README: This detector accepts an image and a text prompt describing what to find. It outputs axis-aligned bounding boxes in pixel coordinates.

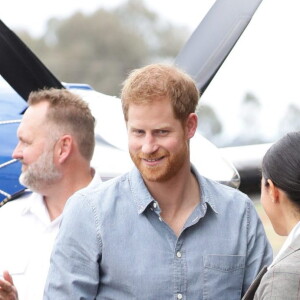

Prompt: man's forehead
[127,115,179,131]
[22,103,49,124]
[18,105,48,135]
[25,101,49,115]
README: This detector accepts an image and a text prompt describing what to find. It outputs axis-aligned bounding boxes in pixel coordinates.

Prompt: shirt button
[177,293,183,299]
[153,202,157,208]
[158,216,162,222]
[176,251,182,258]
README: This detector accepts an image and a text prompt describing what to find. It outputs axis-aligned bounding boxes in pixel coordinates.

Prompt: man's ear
[185,113,198,139]
[56,135,73,164]
[267,179,280,203]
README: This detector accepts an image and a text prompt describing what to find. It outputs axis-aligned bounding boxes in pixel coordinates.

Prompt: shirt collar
[20,168,100,224]
[192,165,219,214]
[128,167,155,214]
[21,191,61,225]
[128,165,219,215]
[19,191,42,215]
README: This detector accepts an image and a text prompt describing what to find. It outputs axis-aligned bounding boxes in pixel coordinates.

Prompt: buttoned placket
[150,200,199,300]
[173,236,187,300]
[148,199,209,300]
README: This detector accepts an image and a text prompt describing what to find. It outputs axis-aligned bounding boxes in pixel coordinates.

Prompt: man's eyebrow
[153,125,172,130]
[18,132,31,142]
[129,126,140,130]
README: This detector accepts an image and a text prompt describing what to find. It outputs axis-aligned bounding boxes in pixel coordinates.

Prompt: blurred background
[2,0,298,253]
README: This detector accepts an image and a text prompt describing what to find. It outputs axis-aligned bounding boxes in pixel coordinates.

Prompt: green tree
[17,0,189,96]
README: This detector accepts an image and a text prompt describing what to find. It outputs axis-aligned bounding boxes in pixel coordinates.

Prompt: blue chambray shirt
[44,166,272,300]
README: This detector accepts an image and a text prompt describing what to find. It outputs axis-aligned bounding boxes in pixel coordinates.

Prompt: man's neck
[43,195,66,221]
[43,167,94,221]
[144,166,200,236]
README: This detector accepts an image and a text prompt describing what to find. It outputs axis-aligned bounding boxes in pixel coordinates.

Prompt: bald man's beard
[20,148,62,193]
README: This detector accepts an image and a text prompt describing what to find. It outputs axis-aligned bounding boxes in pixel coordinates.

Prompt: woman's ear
[267,179,280,203]
[55,135,73,164]
[186,113,198,139]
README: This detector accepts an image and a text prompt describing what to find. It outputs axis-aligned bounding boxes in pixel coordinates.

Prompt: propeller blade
[174,0,263,94]
[0,19,64,101]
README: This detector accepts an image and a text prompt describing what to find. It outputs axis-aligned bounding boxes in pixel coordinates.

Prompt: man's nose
[12,142,22,160]
[141,135,159,154]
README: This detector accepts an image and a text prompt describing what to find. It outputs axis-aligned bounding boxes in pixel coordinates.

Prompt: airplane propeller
[0,19,64,101]
[174,0,263,95]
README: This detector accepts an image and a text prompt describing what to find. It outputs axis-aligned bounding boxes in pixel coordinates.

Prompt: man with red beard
[0,88,101,300]
[44,64,272,300]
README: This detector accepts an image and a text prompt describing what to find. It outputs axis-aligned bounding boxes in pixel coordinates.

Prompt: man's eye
[156,130,168,135]
[20,140,29,147]
[132,130,144,136]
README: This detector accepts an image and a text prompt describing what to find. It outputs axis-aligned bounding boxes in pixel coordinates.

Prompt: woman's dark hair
[262,131,300,207]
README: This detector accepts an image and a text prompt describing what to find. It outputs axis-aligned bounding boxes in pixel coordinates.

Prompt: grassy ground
[253,199,286,255]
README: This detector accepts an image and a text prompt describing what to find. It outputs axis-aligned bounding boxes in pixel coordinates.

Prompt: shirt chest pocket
[203,254,245,300]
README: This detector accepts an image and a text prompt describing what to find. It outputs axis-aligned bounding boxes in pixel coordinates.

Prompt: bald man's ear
[56,135,73,164]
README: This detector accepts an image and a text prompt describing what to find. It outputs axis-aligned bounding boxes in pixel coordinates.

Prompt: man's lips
[141,156,165,166]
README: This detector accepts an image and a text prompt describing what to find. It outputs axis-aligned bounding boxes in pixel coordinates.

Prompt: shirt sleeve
[242,200,273,296]
[43,191,102,300]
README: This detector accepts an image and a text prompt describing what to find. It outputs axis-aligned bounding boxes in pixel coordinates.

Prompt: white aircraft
[219,143,272,193]
[0,0,264,205]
